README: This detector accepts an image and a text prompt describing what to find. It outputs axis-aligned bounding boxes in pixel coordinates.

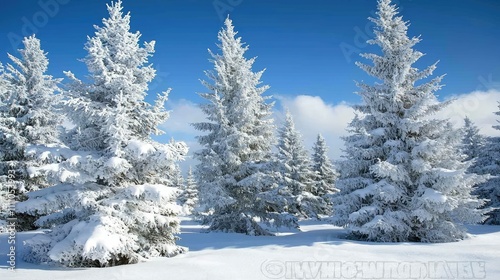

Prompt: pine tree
[475,137,500,225]
[311,134,339,215]
[275,111,325,219]
[332,0,485,242]
[16,1,188,267]
[472,104,500,224]
[0,36,61,191]
[171,163,184,189]
[0,36,62,230]
[193,17,296,235]
[461,117,485,162]
[178,166,199,215]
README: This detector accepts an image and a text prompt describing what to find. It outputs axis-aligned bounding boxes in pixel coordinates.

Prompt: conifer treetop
[333,0,485,243]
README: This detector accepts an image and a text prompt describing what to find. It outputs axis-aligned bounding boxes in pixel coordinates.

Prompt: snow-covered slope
[1,218,499,280]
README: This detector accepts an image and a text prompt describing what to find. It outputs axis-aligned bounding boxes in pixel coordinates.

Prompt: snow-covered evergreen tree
[460,117,498,224]
[461,117,485,162]
[0,36,61,193]
[311,134,339,215]
[170,163,184,189]
[0,36,62,230]
[472,104,500,224]
[193,17,296,235]
[475,138,500,225]
[178,166,199,215]
[275,111,326,219]
[16,1,188,267]
[332,0,485,242]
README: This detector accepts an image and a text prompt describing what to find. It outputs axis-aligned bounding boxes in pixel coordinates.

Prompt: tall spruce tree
[193,17,296,235]
[311,134,339,215]
[0,36,61,192]
[461,117,485,162]
[472,104,500,224]
[332,0,485,242]
[170,163,184,190]
[0,36,62,230]
[178,166,199,215]
[275,111,325,218]
[17,1,188,267]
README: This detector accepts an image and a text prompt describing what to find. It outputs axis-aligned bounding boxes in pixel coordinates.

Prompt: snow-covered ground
[1,218,499,280]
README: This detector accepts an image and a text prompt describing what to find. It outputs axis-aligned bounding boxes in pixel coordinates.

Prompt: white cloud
[162,99,206,136]
[435,89,500,136]
[161,90,500,171]
[277,90,500,161]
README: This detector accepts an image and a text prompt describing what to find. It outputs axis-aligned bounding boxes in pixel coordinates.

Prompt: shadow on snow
[1,217,498,271]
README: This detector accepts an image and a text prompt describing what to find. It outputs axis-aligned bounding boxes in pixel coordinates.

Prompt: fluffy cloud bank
[434,89,500,136]
[162,99,207,136]
[281,90,500,160]
[162,89,500,169]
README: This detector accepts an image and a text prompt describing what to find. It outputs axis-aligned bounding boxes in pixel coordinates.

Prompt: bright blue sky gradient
[1,0,499,104]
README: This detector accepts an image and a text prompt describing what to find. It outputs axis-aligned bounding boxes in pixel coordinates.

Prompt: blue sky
[1,0,499,164]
